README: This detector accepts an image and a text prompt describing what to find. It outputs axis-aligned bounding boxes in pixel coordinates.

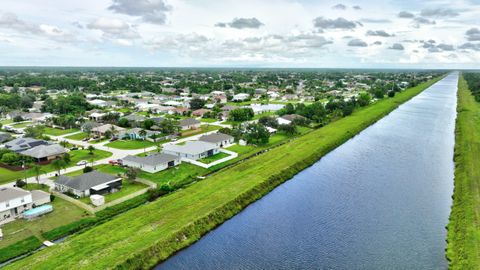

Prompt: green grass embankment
[446,75,480,269]
[6,76,442,270]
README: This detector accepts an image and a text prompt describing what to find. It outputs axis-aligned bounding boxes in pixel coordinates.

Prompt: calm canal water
[158,73,458,270]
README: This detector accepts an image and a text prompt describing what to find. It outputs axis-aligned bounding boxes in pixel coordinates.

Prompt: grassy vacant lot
[179,125,221,138]
[5,77,442,270]
[198,152,230,164]
[43,127,79,136]
[0,149,112,185]
[446,75,480,269]
[0,196,90,249]
[105,139,155,150]
[65,132,88,141]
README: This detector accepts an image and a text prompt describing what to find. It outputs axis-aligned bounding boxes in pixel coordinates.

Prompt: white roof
[163,141,218,155]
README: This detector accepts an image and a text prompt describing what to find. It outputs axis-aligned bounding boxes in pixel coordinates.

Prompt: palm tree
[88,145,95,155]
[52,159,66,176]
[109,125,118,139]
[31,164,44,185]
[139,129,147,153]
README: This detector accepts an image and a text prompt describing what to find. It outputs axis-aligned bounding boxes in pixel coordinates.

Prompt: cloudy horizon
[0,0,480,68]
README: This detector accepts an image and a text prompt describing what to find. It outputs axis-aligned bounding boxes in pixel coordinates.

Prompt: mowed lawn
[105,139,155,150]
[65,132,88,141]
[43,127,79,136]
[446,75,480,269]
[0,196,90,249]
[198,152,230,164]
[0,149,112,185]
[5,78,442,270]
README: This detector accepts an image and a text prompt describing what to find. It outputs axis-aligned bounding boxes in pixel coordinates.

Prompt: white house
[87,99,108,107]
[0,188,50,225]
[162,141,219,160]
[232,93,250,101]
[0,187,32,225]
[198,133,234,148]
[179,118,201,130]
[122,153,180,173]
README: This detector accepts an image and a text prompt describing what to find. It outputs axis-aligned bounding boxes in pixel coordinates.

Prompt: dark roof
[124,114,146,122]
[199,133,233,144]
[56,171,120,192]
[123,153,178,166]
[179,118,200,126]
[4,137,48,152]
[151,117,165,124]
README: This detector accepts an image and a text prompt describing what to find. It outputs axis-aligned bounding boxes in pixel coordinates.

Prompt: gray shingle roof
[0,187,30,203]
[0,132,12,143]
[179,118,200,127]
[56,171,120,192]
[199,133,233,144]
[123,153,178,166]
[124,114,146,122]
[21,144,67,159]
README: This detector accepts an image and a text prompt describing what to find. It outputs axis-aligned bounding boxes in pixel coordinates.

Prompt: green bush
[0,236,42,263]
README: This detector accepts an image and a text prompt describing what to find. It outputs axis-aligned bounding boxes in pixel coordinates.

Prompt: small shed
[90,194,105,206]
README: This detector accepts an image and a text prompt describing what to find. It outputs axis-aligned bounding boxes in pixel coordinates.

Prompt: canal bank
[5,76,444,270]
[158,73,458,269]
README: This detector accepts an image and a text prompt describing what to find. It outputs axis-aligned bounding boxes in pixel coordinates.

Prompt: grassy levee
[446,75,480,269]
[6,77,441,270]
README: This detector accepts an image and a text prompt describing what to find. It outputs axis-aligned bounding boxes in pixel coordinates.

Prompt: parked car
[108,160,119,165]
[82,137,90,142]
[70,147,78,150]
[76,160,88,166]
[109,137,118,142]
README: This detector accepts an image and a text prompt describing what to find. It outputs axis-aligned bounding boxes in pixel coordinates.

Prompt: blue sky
[0,0,479,68]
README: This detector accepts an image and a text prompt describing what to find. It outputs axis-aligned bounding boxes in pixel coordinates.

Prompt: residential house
[199,133,234,148]
[91,124,125,137]
[162,141,219,160]
[179,118,201,130]
[192,109,211,118]
[4,137,48,152]
[0,132,12,143]
[0,187,50,225]
[232,93,250,102]
[122,153,180,173]
[277,114,306,125]
[55,171,123,198]
[87,99,108,107]
[21,144,68,162]
[123,114,146,125]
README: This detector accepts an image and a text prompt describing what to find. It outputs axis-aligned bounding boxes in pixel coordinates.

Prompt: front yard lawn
[0,196,91,249]
[43,127,79,136]
[198,152,230,164]
[65,132,88,141]
[200,118,217,123]
[0,149,112,185]
[105,140,155,150]
[10,121,33,129]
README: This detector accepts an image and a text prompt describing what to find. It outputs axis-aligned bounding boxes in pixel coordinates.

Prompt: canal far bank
[446,74,480,269]
[5,75,444,270]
